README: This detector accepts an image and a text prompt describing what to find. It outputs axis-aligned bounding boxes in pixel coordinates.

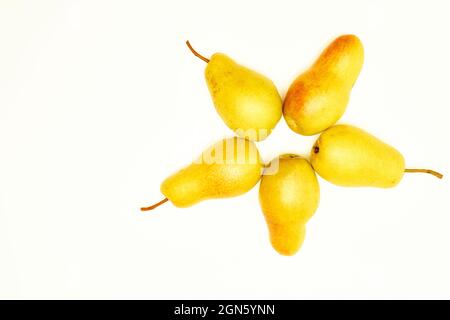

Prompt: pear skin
[269,224,306,257]
[259,155,320,256]
[283,35,364,136]
[310,125,405,187]
[160,137,263,207]
[186,42,282,141]
[205,53,282,141]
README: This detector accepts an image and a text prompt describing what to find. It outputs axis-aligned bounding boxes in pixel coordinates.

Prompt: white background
[1,0,449,299]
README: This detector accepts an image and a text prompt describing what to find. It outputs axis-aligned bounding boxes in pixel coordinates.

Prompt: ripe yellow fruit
[259,155,320,255]
[187,41,282,141]
[311,125,443,187]
[283,35,364,136]
[141,137,263,210]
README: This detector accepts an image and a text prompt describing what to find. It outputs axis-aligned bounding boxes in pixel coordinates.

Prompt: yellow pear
[141,137,263,210]
[259,155,320,256]
[310,125,443,187]
[283,35,364,136]
[186,41,282,141]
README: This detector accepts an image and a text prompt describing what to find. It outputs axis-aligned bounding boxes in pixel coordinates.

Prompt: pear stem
[141,198,168,211]
[186,40,210,63]
[405,168,443,179]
